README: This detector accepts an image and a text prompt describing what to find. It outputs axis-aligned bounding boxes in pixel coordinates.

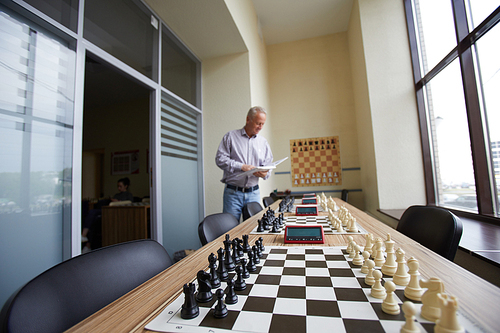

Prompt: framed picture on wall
[111,150,139,175]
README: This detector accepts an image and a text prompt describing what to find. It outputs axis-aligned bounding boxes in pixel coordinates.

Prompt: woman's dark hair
[118,177,130,188]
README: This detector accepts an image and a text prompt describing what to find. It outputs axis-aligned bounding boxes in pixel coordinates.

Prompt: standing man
[216,106,273,221]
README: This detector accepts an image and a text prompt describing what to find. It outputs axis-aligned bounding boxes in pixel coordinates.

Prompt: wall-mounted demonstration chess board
[146,246,480,333]
[290,136,341,187]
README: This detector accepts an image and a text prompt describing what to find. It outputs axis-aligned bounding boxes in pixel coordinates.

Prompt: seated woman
[82,178,133,252]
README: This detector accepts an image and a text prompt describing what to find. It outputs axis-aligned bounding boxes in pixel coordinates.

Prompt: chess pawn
[404,257,423,301]
[234,265,246,291]
[224,279,238,305]
[258,236,265,252]
[352,245,364,266]
[420,277,445,322]
[337,219,344,232]
[373,238,386,267]
[365,259,376,286]
[213,289,228,318]
[400,301,420,333]
[346,236,354,254]
[435,294,465,333]
[393,248,410,286]
[381,234,397,276]
[252,245,260,264]
[360,251,370,274]
[240,257,250,279]
[246,250,257,272]
[371,270,387,299]
[349,240,357,258]
[381,281,400,315]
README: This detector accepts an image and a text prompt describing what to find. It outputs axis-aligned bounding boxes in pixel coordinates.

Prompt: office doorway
[82,53,151,251]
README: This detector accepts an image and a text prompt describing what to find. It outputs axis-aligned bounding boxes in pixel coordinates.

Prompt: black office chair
[263,196,274,208]
[396,205,463,261]
[0,239,173,333]
[270,192,279,201]
[242,201,263,221]
[341,189,349,202]
[198,213,239,246]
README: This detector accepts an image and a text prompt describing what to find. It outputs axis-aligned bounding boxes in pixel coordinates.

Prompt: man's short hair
[247,106,266,119]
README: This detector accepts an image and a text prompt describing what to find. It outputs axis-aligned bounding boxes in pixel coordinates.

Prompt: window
[405,1,500,216]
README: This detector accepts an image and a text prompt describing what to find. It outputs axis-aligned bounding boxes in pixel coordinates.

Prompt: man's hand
[242,164,268,178]
[253,170,269,178]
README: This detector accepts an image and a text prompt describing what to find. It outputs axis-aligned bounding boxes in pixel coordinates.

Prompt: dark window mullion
[452,0,494,215]
[404,0,436,204]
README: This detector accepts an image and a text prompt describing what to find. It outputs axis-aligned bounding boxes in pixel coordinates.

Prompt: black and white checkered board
[250,216,368,235]
[145,246,481,333]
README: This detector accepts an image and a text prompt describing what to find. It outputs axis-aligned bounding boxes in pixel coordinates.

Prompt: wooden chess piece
[434,294,465,333]
[181,283,199,319]
[371,270,387,299]
[381,233,397,276]
[381,281,400,315]
[420,277,445,322]
[404,257,423,301]
[400,301,421,333]
[393,248,410,286]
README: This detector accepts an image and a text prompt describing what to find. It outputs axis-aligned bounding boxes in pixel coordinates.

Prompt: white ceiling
[144,0,354,60]
[251,0,354,45]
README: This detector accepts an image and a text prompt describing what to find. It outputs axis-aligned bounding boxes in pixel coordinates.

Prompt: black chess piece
[252,245,260,264]
[231,239,241,265]
[257,218,264,232]
[216,247,229,281]
[196,270,213,303]
[254,240,263,258]
[234,265,246,291]
[240,257,250,279]
[258,237,265,252]
[225,278,238,305]
[223,235,235,271]
[271,220,280,233]
[181,283,199,319]
[208,253,221,288]
[236,238,244,257]
[213,288,228,318]
[247,249,257,272]
[242,235,251,253]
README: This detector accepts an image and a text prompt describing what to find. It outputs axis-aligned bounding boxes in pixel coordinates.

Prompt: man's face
[245,111,266,137]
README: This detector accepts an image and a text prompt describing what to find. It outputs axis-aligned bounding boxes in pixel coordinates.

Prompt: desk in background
[69,199,500,332]
[101,204,150,247]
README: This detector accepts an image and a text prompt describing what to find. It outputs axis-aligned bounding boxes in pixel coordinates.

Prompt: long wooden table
[67,199,500,332]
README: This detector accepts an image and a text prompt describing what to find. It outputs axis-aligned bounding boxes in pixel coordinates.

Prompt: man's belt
[227,184,259,193]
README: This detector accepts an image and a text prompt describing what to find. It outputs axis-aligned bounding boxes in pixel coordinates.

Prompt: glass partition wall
[0,0,202,309]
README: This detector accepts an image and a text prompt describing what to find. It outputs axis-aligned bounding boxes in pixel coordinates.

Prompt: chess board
[290,136,342,187]
[250,215,368,235]
[145,246,481,333]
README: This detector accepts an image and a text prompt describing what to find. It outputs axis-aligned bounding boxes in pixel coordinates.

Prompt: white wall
[267,33,363,209]
[349,0,425,225]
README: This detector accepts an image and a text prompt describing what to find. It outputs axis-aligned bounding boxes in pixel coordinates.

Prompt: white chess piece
[352,245,364,266]
[371,270,386,299]
[404,257,423,301]
[365,259,376,286]
[374,238,385,267]
[363,233,373,256]
[346,236,353,253]
[434,294,465,333]
[360,251,370,274]
[420,277,445,322]
[400,301,421,333]
[382,281,400,315]
[348,217,358,233]
[393,248,410,286]
[382,233,397,276]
